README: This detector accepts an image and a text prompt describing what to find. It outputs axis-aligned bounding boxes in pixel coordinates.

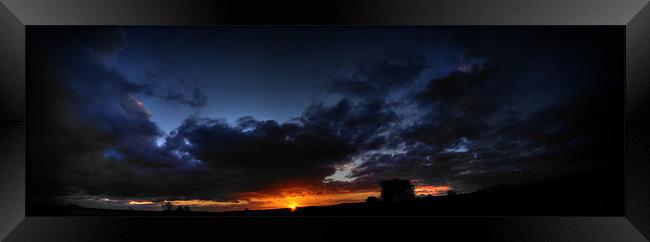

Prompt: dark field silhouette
[37,172,620,216]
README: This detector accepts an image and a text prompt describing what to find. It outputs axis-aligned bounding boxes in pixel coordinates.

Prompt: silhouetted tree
[365,196,380,205]
[379,179,415,202]
[161,201,174,211]
[447,189,458,196]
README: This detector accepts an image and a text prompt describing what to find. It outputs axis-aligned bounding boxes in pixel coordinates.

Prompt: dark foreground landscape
[36,172,621,216]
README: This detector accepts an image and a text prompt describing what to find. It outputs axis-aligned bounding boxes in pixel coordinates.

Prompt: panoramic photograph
[27,27,623,216]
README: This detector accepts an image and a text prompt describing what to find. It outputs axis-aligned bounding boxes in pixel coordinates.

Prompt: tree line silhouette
[37,172,620,216]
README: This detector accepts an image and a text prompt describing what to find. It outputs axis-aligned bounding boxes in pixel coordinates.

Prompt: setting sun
[288,204,298,212]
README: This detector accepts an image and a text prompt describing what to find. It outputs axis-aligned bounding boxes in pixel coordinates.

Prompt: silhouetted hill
[38,172,620,216]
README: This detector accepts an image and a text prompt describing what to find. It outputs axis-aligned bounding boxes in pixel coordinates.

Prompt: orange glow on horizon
[124,189,381,212]
[167,199,248,207]
[127,199,247,207]
[415,185,452,196]
[246,190,379,210]
[122,185,451,211]
[128,200,155,205]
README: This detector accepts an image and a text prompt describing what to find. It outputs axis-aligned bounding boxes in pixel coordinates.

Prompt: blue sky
[112,27,460,134]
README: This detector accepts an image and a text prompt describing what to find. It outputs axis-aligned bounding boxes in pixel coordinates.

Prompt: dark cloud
[301,98,398,148]
[141,68,208,108]
[347,28,623,191]
[28,28,205,199]
[404,70,495,147]
[158,116,356,194]
[329,50,427,99]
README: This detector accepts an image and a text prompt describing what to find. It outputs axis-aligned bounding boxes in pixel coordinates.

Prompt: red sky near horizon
[123,184,452,212]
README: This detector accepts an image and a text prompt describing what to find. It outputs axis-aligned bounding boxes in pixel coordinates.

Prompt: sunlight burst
[288,203,298,212]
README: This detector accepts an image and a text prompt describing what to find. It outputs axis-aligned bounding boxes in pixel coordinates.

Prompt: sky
[27,27,623,212]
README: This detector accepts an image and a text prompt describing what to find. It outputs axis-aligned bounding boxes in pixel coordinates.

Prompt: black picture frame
[1,0,648,241]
